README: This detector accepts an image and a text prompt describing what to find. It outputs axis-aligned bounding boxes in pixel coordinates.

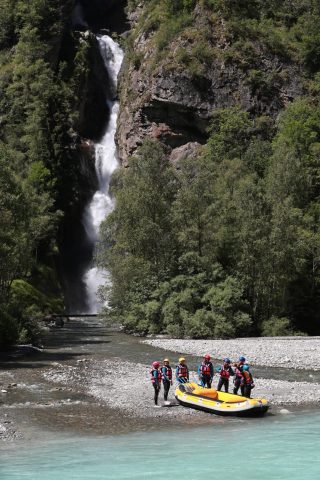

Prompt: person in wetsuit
[199,354,214,388]
[241,364,255,398]
[233,356,246,394]
[161,358,173,402]
[217,358,234,393]
[150,361,161,406]
[176,357,189,383]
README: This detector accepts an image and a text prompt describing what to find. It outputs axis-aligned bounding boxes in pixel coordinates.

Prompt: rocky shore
[2,322,320,442]
[0,412,22,442]
[143,336,320,370]
[43,355,320,420]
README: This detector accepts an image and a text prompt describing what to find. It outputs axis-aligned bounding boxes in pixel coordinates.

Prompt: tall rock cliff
[117,1,306,164]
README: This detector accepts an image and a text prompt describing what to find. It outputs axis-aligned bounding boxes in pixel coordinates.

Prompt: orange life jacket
[200,362,212,376]
[177,364,188,378]
[242,371,253,385]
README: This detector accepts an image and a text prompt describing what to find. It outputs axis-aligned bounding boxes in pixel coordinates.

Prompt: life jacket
[162,365,172,381]
[177,364,188,378]
[220,364,230,379]
[200,362,212,376]
[150,368,161,384]
[234,363,244,378]
[241,371,253,385]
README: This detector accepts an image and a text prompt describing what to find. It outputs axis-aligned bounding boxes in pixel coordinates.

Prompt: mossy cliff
[117,0,318,164]
[98,1,320,338]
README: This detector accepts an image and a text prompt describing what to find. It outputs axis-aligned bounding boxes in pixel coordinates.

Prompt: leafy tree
[98,139,177,330]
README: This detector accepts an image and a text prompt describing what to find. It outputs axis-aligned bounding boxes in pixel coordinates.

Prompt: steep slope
[117,0,317,164]
[98,1,320,338]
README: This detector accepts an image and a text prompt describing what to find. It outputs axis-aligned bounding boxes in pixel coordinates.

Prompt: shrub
[166,323,184,338]
[183,309,214,338]
[261,316,293,336]
[0,309,19,349]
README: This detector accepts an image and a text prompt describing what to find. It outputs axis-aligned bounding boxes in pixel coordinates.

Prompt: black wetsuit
[151,368,161,405]
[241,371,254,398]
[233,363,245,394]
[217,364,234,393]
[153,383,160,404]
[199,361,214,388]
[161,365,172,401]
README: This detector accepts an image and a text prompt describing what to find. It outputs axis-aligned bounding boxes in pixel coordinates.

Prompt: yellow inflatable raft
[175,383,269,417]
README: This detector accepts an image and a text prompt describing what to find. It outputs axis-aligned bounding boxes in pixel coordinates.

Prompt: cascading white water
[82,35,124,314]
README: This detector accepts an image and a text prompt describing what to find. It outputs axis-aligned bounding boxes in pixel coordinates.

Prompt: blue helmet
[239,356,246,362]
[242,364,250,371]
[224,358,231,364]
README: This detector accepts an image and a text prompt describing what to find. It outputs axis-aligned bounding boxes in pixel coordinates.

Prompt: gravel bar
[43,357,320,414]
[143,337,320,370]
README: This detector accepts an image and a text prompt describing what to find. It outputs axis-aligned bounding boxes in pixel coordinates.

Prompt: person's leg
[233,378,240,394]
[153,384,160,405]
[203,375,209,388]
[244,385,251,398]
[163,381,170,401]
[217,377,223,391]
[224,378,229,393]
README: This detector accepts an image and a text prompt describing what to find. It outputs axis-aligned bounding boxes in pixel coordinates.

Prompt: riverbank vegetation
[100,95,320,337]
[98,0,320,338]
[1,0,320,344]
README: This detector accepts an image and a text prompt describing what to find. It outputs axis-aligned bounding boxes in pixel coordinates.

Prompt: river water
[1,319,319,478]
[1,409,319,479]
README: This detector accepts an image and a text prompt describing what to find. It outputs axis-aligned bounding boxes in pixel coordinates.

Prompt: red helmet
[204,354,211,360]
[152,361,160,368]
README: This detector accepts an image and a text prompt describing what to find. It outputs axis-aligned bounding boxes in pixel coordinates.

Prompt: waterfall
[82,35,124,314]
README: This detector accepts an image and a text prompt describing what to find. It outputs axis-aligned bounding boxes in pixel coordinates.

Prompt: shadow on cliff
[80,0,129,34]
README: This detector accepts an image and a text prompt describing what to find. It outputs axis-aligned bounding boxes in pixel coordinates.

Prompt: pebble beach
[143,336,320,370]
[2,324,320,442]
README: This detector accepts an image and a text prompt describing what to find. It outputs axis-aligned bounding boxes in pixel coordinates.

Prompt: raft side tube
[175,382,269,417]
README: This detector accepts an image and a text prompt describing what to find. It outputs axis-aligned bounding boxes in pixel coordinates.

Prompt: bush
[261,316,293,336]
[166,323,184,338]
[0,309,19,349]
[9,279,63,318]
[183,309,214,338]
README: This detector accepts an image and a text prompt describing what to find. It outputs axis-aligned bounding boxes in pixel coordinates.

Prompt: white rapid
[82,35,124,314]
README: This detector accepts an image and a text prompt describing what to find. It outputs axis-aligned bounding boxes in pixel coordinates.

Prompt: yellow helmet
[179,357,186,363]
[164,358,170,363]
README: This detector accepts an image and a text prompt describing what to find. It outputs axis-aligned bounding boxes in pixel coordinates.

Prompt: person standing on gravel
[176,357,189,383]
[241,365,255,398]
[233,356,246,394]
[150,361,162,406]
[161,358,173,402]
[199,354,214,388]
[217,358,234,392]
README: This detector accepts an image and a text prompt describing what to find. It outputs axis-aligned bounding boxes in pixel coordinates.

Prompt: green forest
[0,0,92,348]
[98,0,320,337]
[1,0,320,347]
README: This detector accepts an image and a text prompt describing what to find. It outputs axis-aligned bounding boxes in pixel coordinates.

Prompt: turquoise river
[1,409,319,480]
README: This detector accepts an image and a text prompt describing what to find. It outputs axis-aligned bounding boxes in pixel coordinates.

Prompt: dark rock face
[79,0,128,33]
[58,139,98,313]
[117,5,303,164]
[76,32,111,141]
